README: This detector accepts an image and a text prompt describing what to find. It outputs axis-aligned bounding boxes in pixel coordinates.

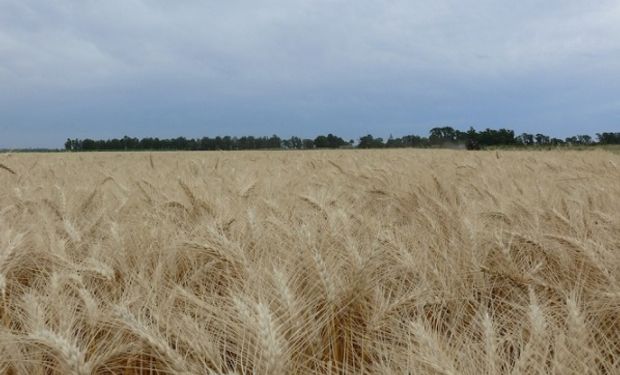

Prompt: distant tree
[327,134,347,148]
[477,128,516,146]
[463,127,480,149]
[465,127,478,141]
[404,135,429,147]
[597,132,620,144]
[289,136,303,149]
[550,138,565,146]
[358,134,384,148]
[385,136,403,148]
[465,139,481,150]
[63,127,614,151]
[81,139,96,151]
[535,133,550,145]
[268,135,282,149]
[564,135,593,145]
[313,134,346,148]
[314,135,328,148]
[224,136,235,149]
[429,126,457,145]
[577,135,592,144]
[358,134,372,148]
[517,133,534,146]
[302,139,315,149]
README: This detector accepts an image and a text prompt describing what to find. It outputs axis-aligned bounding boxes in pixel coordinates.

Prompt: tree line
[64,128,620,151]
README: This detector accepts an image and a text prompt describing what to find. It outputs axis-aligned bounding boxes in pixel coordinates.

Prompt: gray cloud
[1,1,619,147]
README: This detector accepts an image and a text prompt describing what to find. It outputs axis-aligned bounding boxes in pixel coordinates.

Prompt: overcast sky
[1,1,619,148]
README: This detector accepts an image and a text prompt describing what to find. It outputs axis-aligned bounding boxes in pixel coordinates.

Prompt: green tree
[597,132,620,144]
[429,126,457,145]
[314,135,328,148]
[535,134,550,145]
[358,134,384,148]
[518,133,534,146]
[302,139,315,149]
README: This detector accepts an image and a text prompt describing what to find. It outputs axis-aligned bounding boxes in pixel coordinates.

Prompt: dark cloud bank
[1,0,619,148]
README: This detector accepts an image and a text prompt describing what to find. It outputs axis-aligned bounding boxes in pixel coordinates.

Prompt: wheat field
[0,149,619,374]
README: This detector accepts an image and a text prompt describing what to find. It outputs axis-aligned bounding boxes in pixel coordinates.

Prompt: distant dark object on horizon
[466,139,481,150]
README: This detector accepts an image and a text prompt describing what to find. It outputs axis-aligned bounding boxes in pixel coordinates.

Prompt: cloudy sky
[1,0,619,148]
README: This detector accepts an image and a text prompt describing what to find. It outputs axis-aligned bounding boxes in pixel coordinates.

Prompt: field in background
[0,149,619,374]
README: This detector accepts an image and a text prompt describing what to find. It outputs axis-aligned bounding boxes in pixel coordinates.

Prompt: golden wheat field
[0,149,619,374]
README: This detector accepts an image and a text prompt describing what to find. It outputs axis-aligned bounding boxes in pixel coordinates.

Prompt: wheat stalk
[114,306,190,373]
[0,163,16,175]
[29,329,91,375]
[0,149,618,374]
